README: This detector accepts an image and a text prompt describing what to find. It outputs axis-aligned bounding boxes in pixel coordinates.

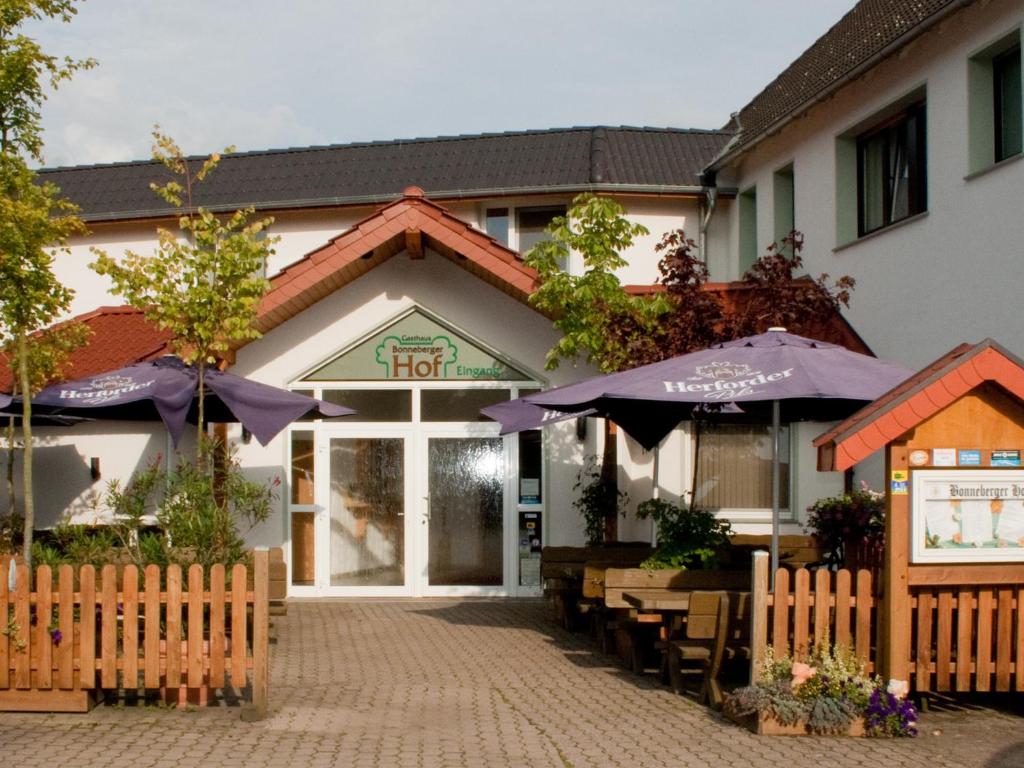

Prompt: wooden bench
[540,544,653,631]
[667,589,751,707]
[600,568,750,673]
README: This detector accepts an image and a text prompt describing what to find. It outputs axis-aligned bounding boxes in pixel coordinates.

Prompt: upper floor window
[856,102,927,237]
[994,44,1022,163]
[738,186,758,273]
[517,206,566,256]
[968,31,1021,174]
[483,204,567,260]
[485,208,510,246]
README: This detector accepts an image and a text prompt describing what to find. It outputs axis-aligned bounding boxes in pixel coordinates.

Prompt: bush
[634,498,731,570]
[100,439,276,571]
[30,521,119,568]
[805,483,884,566]
[573,456,628,546]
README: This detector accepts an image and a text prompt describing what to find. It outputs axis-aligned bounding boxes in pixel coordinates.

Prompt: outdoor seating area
[541,542,758,701]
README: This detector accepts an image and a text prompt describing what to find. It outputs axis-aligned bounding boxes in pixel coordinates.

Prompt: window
[738,187,758,273]
[484,208,509,246]
[994,44,1022,162]
[517,206,566,257]
[772,165,794,249]
[692,423,790,515]
[856,103,927,236]
[968,31,1021,173]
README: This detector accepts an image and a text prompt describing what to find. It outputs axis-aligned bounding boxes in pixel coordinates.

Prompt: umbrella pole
[771,399,781,588]
[651,446,660,546]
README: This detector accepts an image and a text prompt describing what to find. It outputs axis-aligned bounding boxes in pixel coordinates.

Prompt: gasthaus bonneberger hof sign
[912,470,1024,563]
[304,309,530,382]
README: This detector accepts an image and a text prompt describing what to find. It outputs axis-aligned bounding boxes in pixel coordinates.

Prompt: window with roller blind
[692,423,791,519]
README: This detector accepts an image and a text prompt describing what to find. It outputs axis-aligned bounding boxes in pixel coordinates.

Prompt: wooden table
[618,589,692,675]
[622,589,690,613]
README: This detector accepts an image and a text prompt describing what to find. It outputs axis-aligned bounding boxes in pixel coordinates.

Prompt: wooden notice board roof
[814,339,1024,471]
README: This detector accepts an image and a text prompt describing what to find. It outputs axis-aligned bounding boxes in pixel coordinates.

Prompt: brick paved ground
[1,599,1022,767]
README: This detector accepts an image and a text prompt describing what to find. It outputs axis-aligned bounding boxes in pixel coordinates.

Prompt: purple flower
[50,628,62,646]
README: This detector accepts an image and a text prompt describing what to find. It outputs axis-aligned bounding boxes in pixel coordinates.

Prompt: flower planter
[727,710,865,737]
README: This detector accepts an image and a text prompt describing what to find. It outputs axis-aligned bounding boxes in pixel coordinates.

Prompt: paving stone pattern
[1,599,1022,767]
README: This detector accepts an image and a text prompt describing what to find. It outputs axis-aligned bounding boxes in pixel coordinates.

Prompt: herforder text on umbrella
[662,368,795,395]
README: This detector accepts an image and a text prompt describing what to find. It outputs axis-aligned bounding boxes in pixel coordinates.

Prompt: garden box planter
[727,710,865,737]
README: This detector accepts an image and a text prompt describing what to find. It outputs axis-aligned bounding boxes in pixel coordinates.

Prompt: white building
[5,0,1020,597]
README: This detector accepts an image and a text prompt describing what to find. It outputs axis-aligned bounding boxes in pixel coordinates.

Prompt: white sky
[29,0,857,168]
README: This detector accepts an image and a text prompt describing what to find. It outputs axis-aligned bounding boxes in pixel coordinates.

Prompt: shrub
[805,483,884,566]
[573,456,628,546]
[103,439,276,570]
[634,498,731,570]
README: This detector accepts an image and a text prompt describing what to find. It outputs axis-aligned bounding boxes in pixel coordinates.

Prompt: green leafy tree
[524,194,667,541]
[524,193,668,374]
[0,0,94,565]
[91,130,279,453]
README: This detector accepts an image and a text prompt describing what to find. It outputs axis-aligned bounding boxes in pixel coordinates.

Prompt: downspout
[698,169,719,263]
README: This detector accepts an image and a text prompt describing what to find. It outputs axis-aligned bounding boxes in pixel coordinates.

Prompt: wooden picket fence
[909,581,1024,693]
[749,552,1024,693]
[750,551,877,682]
[0,550,269,716]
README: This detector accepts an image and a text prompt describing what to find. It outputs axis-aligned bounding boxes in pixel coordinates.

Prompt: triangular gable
[814,339,1024,471]
[253,186,540,339]
[302,307,533,382]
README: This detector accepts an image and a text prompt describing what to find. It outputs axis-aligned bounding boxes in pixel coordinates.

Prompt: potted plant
[573,456,629,546]
[805,483,885,569]
[634,498,731,570]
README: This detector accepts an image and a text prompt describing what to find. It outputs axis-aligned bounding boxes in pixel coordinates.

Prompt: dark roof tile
[41,127,730,222]
[712,0,961,166]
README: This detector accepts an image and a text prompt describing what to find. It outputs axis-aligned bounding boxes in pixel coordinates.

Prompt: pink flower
[791,661,817,689]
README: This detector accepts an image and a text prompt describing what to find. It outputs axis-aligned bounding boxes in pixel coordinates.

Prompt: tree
[91,130,279,454]
[723,231,855,339]
[0,0,94,565]
[3,319,90,543]
[629,229,855,365]
[524,194,667,541]
[524,193,668,374]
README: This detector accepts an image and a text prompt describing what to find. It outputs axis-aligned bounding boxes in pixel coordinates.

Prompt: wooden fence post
[883,442,912,683]
[750,551,769,684]
[250,549,270,720]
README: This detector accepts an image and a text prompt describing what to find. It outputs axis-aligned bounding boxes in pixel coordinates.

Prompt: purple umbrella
[511,329,913,573]
[0,393,10,410]
[25,356,353,446]
[480,398,596,434]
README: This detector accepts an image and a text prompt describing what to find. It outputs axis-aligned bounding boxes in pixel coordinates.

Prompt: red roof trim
[0,306,173,392]
[814,340,1024,471]
[251,192,541,338]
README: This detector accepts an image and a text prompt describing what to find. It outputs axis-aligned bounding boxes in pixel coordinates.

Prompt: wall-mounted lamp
[575,416,587,442]
[241,426,253,445]
[90,457,101,482]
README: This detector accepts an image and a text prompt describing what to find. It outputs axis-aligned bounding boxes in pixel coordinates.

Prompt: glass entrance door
[323,434,411,592]
[422,435,506,593]
[311,427,510,596]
